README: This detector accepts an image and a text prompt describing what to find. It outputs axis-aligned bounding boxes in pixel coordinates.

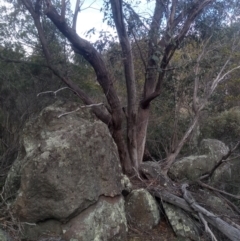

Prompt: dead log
[182,184,240,241]
[150,187,240,241]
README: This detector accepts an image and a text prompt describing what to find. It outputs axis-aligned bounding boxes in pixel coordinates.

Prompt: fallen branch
[197,181,240,200]
[150,187,240,241]
[181,184,217,241]
[198,212,217,241]
[214,192,240,216]
[181,183,240,241]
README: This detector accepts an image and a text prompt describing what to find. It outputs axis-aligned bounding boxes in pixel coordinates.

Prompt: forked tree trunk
[28,0,215,175]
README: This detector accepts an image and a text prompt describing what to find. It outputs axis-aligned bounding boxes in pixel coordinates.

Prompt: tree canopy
[0,0,240,175]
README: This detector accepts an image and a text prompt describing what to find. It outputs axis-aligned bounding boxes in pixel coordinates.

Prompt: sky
[73,0,114,41]
[72,0,155,41]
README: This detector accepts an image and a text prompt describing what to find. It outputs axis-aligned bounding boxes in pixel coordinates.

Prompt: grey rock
[62,196,127,241]
[199,139,229,160]
[139,162,162,180]
[163,202,201,241]
[121,175,132,195]
[169,155,213,180]
[169,139,229,180]
[125,189,160,230]
[5,101,123,222]
[21,220,63,241]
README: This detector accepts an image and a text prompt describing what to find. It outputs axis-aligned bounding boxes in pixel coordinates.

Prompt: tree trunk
[110,0,138,171]
[136,107,150,166]
[111,127,132,174]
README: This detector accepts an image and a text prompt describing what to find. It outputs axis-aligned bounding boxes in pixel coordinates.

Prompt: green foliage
[201,108,240,145]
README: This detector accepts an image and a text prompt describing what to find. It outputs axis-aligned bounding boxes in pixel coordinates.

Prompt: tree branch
[0,53,112,125]
[44,3,123,128]
[72,0,81,31]
[142,0,215,107]
[61,0,66,21]
[181,183,240,241]
[197,181,240,200]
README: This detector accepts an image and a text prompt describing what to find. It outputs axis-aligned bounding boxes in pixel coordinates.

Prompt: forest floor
[127,219,178,241]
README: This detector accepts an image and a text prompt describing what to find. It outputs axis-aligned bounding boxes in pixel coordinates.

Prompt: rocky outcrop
[125,189,160,230]
[4,101,127,240]
[169,139,229,180]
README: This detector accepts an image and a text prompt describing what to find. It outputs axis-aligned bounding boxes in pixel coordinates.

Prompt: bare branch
[197,181,240,200]
[193,36,212,113]
[198,212,218,241]
[123,1,149,31]
[45,4,122,128]
[182,183,240,241]
[210,63,240,96]
[214,192,240,216]
[131,30,147,69]
[61,0,66,21]
[143,0,166,101]
[37,87,71,97]
[72,0,81,31]
[58,103,104,118]
[168,0,177,28]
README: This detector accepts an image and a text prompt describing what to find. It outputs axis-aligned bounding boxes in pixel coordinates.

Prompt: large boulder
[4,101,127,240]
[125,189,160,230]
[169,139,229,180]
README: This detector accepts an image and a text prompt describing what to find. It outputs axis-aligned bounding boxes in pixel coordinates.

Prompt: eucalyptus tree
[2,0,240,175]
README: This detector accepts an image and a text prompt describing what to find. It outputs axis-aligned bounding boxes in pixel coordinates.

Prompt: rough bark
[20,0,133,173]
[26,1,134,173]
[110,0,138,169]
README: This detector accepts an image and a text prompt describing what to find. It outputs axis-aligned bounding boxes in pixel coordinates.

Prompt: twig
[37,87,70,97]
[57,103,104,118]
[197,181,240,200]
[214,192,240,216]
[198,212,218,241]
[181,184,225,241]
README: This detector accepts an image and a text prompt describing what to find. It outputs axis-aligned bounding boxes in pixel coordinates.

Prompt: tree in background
[1,0,240,176]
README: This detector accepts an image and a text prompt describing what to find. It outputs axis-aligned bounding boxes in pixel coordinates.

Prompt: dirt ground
[127,219,178,241]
